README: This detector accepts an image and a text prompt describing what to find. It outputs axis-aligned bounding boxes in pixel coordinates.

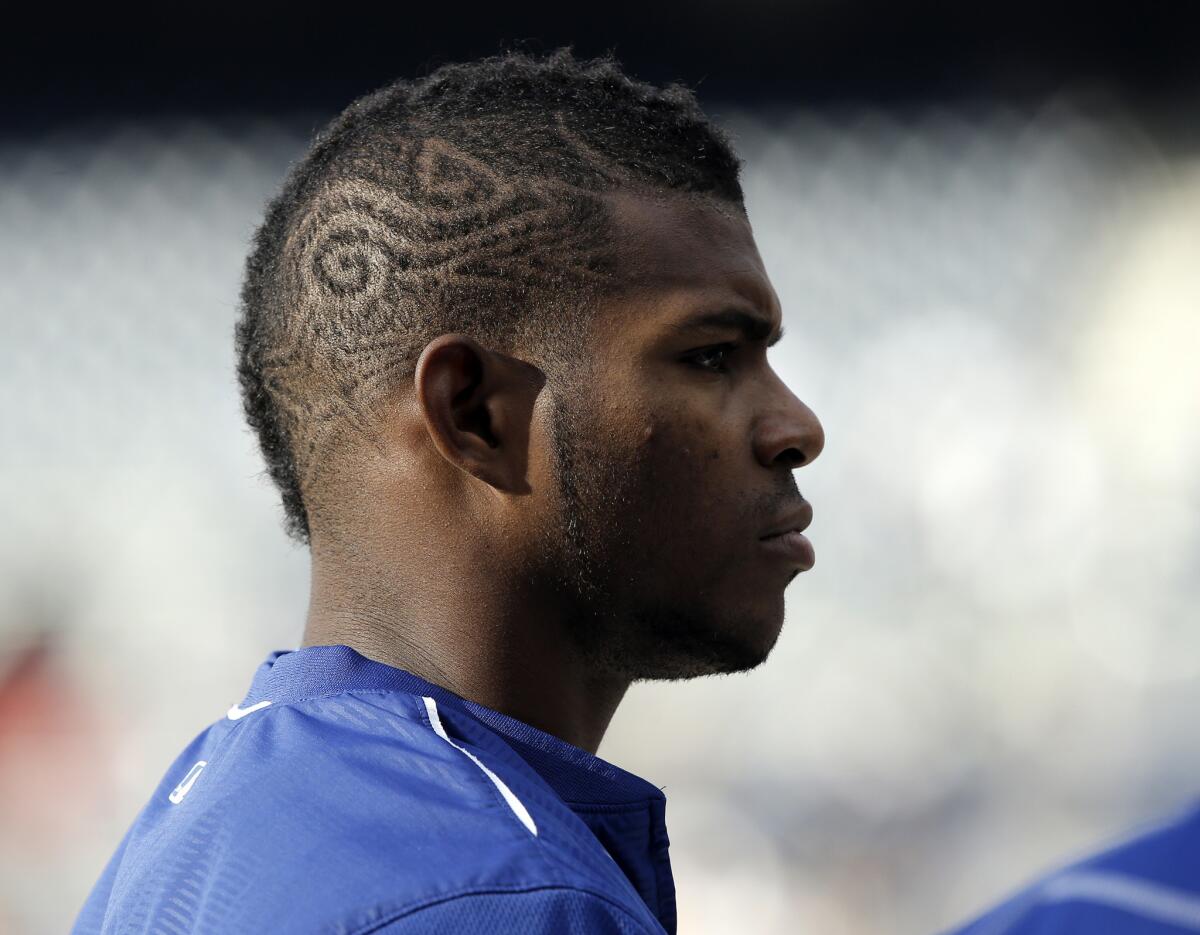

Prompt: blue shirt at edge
[70,643,678,934]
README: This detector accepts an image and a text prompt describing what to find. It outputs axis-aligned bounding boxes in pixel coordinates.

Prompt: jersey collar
[241,642,666,808]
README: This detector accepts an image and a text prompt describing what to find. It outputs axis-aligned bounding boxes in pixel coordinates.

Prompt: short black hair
[235,47,744,545]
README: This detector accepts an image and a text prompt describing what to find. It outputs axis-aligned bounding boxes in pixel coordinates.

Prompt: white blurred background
[2,95,1199,934]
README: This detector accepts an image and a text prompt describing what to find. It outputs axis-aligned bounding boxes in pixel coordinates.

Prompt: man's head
[237,49,823,683]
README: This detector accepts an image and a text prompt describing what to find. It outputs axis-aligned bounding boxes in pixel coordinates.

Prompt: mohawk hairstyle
[236,47,744,545]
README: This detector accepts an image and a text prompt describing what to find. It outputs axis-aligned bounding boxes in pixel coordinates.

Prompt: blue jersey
[945,801,1200,934]
[72,644,677,934]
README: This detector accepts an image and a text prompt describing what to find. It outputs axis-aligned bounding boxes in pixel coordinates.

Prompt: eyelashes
[686,343,739,374]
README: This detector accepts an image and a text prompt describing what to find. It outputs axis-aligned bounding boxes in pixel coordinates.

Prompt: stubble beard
[546,392,773,683]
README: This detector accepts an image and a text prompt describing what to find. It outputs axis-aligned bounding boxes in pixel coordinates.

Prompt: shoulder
[945,802,1200,935]
[362,885,660,934]
[83,691,635,935]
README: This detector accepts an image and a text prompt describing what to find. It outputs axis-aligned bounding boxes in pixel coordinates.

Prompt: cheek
[634,415,730,512]
[610,416,753,588]
[640,410,725,460]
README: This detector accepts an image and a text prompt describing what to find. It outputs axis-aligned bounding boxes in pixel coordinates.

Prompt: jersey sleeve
[367,886,659,934]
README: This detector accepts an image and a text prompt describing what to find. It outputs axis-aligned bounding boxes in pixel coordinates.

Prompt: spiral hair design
[236,48,744,544]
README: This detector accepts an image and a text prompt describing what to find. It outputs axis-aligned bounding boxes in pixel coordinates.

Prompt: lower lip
[759,531,815,570]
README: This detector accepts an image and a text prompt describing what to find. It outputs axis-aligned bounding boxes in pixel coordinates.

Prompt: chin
[587,601,784,681]
[631,621,781,682]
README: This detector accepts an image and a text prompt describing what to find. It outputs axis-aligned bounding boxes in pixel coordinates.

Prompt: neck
[301,547,631,755]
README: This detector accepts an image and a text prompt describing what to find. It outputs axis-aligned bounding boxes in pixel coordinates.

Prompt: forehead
[597,189,780,337]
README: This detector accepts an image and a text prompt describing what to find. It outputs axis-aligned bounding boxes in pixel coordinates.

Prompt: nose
[754,382,824,470]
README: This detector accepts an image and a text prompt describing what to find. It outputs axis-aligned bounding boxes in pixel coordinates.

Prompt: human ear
[413,334,543,494]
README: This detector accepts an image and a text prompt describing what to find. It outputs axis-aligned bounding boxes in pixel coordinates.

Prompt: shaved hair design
[236,48,744,543]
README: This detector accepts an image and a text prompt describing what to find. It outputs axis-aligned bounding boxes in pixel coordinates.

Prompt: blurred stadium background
[3,5,1199,934]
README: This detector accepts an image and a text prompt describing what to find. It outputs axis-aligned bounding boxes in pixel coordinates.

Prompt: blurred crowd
[2,94,1198,933]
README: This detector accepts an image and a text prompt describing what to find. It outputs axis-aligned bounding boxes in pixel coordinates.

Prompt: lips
[759,529,816,570]
[759,499,813,540]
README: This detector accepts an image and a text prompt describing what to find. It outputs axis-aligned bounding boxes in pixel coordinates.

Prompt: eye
[686,343,738,374]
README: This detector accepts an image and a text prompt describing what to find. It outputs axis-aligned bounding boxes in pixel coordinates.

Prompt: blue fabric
[72,644,676,934]
[944,802,1200,934]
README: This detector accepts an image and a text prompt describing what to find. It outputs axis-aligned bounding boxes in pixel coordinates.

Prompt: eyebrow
[668,308,786,347]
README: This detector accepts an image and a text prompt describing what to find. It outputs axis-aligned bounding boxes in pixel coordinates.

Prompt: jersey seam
[234,692,660,807]
[415,696,540,839]
[238,689,537,841]
[226,690,640,833]
[289,693,661,807]
[348,883,658,935]
[565,801,658,813]
[234,687,429,712]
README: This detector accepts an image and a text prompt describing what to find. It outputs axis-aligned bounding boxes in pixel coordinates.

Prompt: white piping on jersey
[168,760,207,804]
[1036,871,1200,931]
[421,695,538,837]
[226,700,273,720]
